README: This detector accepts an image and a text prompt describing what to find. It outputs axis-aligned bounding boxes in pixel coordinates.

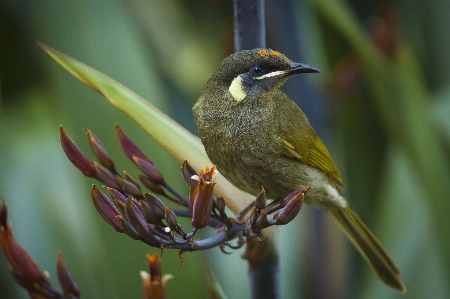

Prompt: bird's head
[204,49,320,103]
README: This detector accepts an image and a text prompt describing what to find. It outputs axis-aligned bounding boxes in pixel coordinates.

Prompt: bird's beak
[287,62,321,74]
[253,62,320,81]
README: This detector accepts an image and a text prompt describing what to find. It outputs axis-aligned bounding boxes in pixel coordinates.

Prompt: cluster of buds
[246,187,309,239]
[61,126,173,201]
[1,200,174,299]
[60,126,238,251]
[0,201,81,299]
[60,126,309,252]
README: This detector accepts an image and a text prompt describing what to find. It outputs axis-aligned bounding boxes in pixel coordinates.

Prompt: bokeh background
[1,0,450,298]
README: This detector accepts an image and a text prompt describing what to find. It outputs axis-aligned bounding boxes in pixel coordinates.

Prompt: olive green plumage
[193,49,405,292]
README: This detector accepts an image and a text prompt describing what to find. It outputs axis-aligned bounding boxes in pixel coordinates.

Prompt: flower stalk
[59,126,308,253]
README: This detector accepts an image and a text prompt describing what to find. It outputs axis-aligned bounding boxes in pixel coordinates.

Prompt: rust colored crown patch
[258,49,291,68]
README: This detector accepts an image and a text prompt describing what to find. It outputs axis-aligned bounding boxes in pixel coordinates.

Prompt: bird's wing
[274,91,344,186]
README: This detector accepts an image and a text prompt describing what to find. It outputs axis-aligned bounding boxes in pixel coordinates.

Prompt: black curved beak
[288,62,321,74]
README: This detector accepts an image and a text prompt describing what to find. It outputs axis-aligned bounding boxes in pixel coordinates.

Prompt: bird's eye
[251,65,263,76]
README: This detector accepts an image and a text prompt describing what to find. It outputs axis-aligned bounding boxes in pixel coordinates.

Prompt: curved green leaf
[36,41,251,214]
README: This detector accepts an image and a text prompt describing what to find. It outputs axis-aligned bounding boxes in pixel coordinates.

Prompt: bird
[193,48,405,292]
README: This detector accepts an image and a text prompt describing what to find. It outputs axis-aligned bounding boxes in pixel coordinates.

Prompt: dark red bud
[124,199,153,238]
[60,126,95,177]
[124,171,140,187]
[140,200,164,226]
[116,215,140,239]
[91,185,122,232]
[279,186,310,208]
[107,187,128,204]
[0,225,41,281]
[273,187,308,225]
[255,209,268,230]
[249,207,258,226]
[116,126,153,164]
[133,156,165,185]
[139,174,167,196]
[118,176,142,198]
[189,166,216,229]
[143,193,166,220]
[85,128,115,171]
[164,207,178,230]
[57,252,80,297]
[254,187,266,210]
[190,187,213,229]
[114,199,126,217]
[93,162,122,190]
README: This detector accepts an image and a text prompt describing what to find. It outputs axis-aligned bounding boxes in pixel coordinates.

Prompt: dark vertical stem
[266,2,341,298]
[233,0,266,51]
[233,1,281,299]
[245,234,281,299]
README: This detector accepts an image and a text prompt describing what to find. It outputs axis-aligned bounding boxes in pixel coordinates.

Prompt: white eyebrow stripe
[254,70,287,80]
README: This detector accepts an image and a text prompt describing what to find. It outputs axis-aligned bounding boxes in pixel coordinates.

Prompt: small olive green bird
[193,48,405,292]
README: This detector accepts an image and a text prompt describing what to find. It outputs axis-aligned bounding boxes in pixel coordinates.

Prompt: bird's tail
[329,207,406,292]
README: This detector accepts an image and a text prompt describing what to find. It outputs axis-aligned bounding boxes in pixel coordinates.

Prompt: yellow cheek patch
[229,76,247,102]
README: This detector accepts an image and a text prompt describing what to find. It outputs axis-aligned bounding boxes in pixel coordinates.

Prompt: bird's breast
[196,103,292,198]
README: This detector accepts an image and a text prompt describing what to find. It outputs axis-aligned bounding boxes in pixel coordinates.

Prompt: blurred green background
[1,0,450,298]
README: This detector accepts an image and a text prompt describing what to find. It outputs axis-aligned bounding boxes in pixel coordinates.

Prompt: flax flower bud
[57,253,80,297]
[85,128,115,171]
[133,156,165,185]
[273,187,309,225]
[190,166,216,229]
[116,126,153,164]
[93,162,121,190]
[91,185,122,232]
[254,187,266,210]
[143,193,166,220]
[164,207,178,230]
[0,202,41,282]
[60,126,95,177]
[124,199,153,238]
